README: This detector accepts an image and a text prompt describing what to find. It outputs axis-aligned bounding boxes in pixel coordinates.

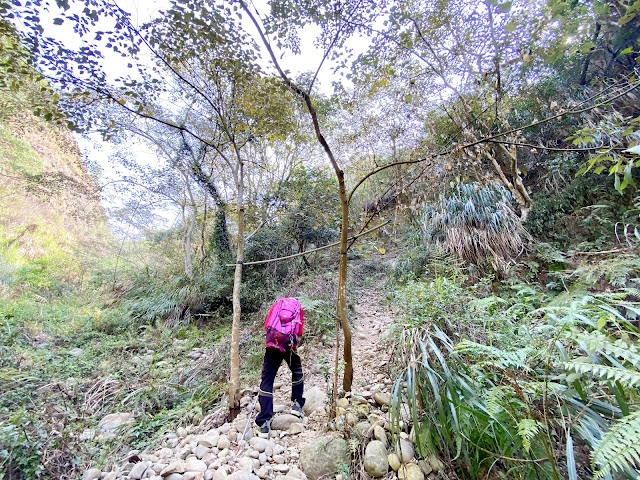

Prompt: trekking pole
[235,390,260,457]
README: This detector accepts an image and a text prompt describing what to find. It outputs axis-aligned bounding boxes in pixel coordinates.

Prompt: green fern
[483,386,512,417]
[456,340,534,370]
[562,362,640,388]
[517,418,541,453]
[593,411,640,478]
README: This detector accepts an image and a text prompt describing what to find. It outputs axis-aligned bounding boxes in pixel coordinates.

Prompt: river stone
[364,441,389,478]
[238,457,254,471]
[195,445,210,459]
[217,437,231,450]
[345,413,358,427]
[287,467,307,480]
[387,453,401,472]
[98,413,134,433]
[354,421,371,438]
[199,433,220,448]
[395,439,415,463]
[82,469,102,480]
[417,460,432,476]
[302,387,326,415]
[249,437,273,453]
[129,461,150,479]
[374,426,387,445]
[103,473,117,480]
[427,454,444,473]
[212,469,227,480]
[158,448,174,459]
[299,436,349,480]
[273,465,290,473]
[289,423,304,434]
[160,461,187,476]
[183,473,203,480]
[165,475,184,480]
[226,471,259,480]
[336,398,349,409]
[270,414,300,431]
[398,464,424,480]
[186,458,208,472]
[374,392,390,406]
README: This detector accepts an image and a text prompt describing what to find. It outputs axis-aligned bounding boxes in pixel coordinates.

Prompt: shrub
[421,183,530,276]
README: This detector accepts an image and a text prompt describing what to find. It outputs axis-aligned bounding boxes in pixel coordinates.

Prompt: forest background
[1,0,640,479]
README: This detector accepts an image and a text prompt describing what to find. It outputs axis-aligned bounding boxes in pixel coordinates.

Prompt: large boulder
[299,436,349,480]
[363,441,389,478]
[302,387,326,415]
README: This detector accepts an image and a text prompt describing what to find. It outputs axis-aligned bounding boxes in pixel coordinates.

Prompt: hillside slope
[0,110,110,282]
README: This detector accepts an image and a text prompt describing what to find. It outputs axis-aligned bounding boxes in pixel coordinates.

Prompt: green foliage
[421,183,530,275]
[389,265,640,479]
[592,411,640,479]
[263,167,340,253]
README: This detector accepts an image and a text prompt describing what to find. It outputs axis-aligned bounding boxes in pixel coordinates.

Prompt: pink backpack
[264,298,304,352]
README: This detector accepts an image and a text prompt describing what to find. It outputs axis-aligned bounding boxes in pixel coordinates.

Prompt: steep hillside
[0,110,110,283]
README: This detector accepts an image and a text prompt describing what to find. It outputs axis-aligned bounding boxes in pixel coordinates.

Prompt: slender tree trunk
[338,191,352,392]
[201,196,208,262]
[229,160,245,419]
[239,0,353,404]
[183,175,197,279]
[184,212,195,279]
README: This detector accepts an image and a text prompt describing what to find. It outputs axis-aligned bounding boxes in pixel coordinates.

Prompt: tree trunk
[338,192,353,392]
[182,176,197,279]
[229,160,245,420]
[239,0,353,408]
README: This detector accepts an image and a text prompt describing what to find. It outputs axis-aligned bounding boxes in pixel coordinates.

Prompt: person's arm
[264,302,276,330]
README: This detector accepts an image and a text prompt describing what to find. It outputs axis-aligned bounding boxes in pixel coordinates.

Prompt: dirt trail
[268,277,395,446]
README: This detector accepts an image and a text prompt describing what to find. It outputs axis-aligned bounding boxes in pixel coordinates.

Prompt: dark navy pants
[255,347,305,426]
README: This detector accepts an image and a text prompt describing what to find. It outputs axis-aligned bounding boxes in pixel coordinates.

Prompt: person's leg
[255,348,283,427]
[284,348,305,407]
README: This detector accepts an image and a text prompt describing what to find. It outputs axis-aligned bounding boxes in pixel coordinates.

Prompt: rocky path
[82,282,445,480]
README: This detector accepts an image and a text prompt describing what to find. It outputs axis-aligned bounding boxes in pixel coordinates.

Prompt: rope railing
[224,220,390,267]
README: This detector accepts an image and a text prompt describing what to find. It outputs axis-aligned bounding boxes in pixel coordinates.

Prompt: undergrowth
[388,251,640,479]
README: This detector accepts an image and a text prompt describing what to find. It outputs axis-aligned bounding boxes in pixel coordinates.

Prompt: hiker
[255,297,306,434]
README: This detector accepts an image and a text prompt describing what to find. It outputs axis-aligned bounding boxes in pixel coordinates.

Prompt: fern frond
[593,411,640,478]
[577,331,640,368]
[517,418,541,453]
[602,342,640,370]
[484,386,510,417]
[562,362,640,388]
[456,340,532,369]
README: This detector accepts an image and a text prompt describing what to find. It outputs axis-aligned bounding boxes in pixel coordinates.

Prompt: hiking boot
[291,400,304,418]
[256,419,271,435]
